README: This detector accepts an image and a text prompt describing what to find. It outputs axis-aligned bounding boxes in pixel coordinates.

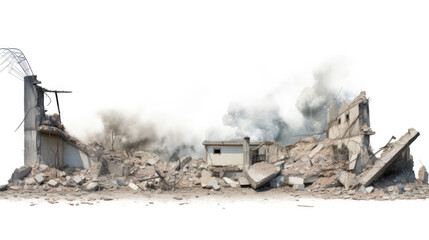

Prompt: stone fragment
[223,177,240,188]
[73,175,83,185]
[238,177,250,187]
[293,184,305,190]
[39,164,49,172]
[128,182,139,191]
[418,166,428,184]
[0,184,7,191]
[365,186,374,194]
[8,166,32,183]
[337,170,356,189]
[147,158,159,166]
[246,162,281,189]
[288,176,304,185]
[86,182,99,191]
[206,179,220,191]
[25,178,36,185]
[34,174,45,184]
[66,176,71,181]
[270,174,285,188]
[299,170,305,175]
[47,179,59,187]
[171,156,192,171]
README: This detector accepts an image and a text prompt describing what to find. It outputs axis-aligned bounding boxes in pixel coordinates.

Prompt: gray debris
[238,177,250,187]
[171,156,192,172]
[9,166,32,183]
[293,184,305,190]
[0,184,7,191]
[418,166,428,184]
[206,179,220,191]
[270,174,285,188]
[147,158,159,166]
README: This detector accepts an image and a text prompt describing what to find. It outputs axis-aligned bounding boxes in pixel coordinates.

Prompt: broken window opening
[338,118,341,125]
[346,113,350,122]
[213,148,221,154]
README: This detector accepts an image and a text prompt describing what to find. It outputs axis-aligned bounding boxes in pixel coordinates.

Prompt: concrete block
[128,182,139,191]
[86,182,99,191]
[25,178,36,185]
[223,177,240,188]
[73,175,83,185]
[288,176,304,185]
[39,164,49,172]
[34,174,45,184]
[47,179,59,187]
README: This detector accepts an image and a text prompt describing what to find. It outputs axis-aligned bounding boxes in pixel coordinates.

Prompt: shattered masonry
[1,75,428,201]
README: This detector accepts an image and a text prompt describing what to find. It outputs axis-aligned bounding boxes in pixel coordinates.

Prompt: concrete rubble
[1,90,428,201]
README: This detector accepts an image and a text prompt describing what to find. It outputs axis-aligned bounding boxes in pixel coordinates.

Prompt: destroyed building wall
[40,134,92,169]
[22,75,93,169]
[326,91,374,174]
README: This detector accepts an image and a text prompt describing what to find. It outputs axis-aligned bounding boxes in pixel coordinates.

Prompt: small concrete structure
[202,139,262,170]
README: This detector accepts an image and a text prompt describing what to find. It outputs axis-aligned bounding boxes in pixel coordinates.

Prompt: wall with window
[205,145,244,169]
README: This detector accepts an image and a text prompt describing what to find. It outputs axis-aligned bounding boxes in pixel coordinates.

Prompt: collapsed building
[1,48,427,200]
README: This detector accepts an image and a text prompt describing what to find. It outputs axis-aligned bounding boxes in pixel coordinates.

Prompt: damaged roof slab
[358,128,420,187]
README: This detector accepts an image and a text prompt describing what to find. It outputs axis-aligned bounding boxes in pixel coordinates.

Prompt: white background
[1,1,428,239]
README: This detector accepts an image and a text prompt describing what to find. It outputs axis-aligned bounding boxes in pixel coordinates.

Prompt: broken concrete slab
[8,166,32,183]
[246,162,281,189]
[223,177,240,188]
[47,179,59,187]
[358,129,420,187]
[418,166,428,184]
[238,177,250,187]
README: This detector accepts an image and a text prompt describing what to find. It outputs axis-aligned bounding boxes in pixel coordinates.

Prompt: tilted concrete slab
[358,129,420,187]
[245,162,281,189]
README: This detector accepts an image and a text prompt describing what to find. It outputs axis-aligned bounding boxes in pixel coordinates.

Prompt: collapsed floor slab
[358,129,420,187]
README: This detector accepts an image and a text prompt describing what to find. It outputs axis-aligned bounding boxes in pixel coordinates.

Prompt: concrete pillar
[24,75,42,165]
[243,136,251,171]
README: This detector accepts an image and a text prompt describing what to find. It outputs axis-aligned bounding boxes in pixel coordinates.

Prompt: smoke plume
[89,110,196,161]
[219,60,350,144]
